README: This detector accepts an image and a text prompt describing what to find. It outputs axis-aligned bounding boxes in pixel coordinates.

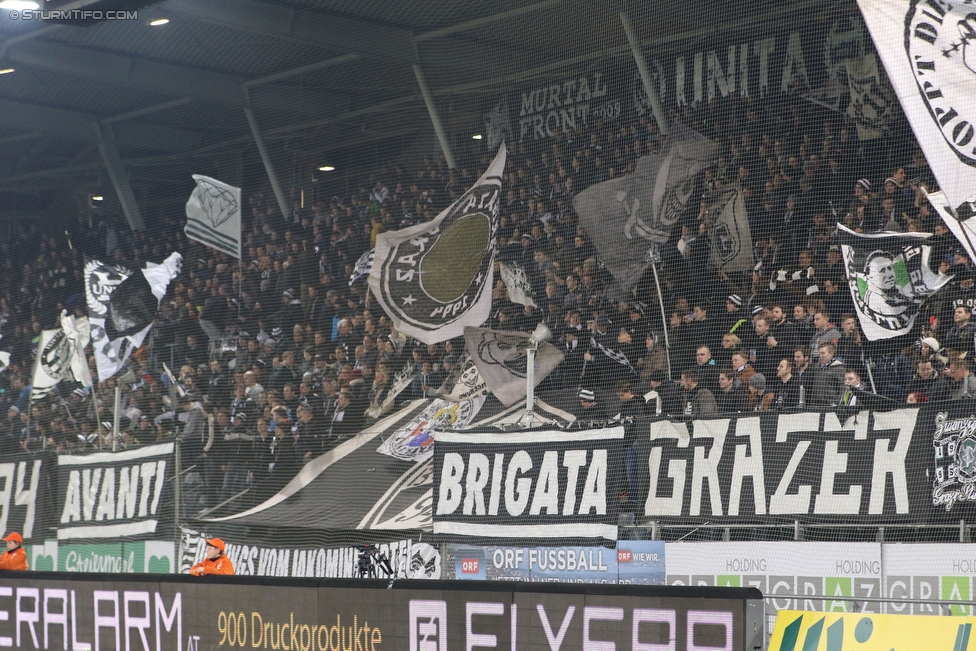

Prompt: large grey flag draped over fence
[858,0,976,213]
[184,175,242,259]
[463,326,564,407]
[369,144,505,344]
[573,129,719,290]
[837,224,951,340]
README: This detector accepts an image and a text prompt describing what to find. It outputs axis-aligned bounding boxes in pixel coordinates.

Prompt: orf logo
[907,1,976,168]
[410,600,447,651]
[461,558,480,574]
[617,549,633,563]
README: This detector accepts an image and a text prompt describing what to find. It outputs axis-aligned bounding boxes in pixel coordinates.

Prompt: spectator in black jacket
[772,359,801,410]
[715,369,747,413]
[907,359,950,402]
[646,370,681,416]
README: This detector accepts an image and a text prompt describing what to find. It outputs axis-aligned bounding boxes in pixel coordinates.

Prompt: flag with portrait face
[837,224,951,340]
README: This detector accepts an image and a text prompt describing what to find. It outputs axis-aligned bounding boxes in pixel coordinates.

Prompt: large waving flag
[858,0,976,213]
[85,253,183,379]
[574,126,719,290]
[368,144,505,344]
[185,174,242,259]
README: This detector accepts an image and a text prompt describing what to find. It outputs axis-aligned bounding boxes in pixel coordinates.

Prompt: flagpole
[649,260,673,380]
[238,256,243,324]
[29,350,38,449]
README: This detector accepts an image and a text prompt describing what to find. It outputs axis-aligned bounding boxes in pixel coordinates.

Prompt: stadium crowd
[0,90,972,508]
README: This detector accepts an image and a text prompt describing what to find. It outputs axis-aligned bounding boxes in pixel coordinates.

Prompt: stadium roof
[0,0,827,221]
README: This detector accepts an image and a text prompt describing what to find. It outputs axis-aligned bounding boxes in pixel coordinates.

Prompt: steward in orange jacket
[190,538,234,576]
[0,533,27,571]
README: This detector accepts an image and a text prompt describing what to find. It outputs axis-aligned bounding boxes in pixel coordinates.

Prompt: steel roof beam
[165,0,418,64]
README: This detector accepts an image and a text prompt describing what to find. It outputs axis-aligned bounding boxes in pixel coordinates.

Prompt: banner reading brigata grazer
[433,427,625,541]
[57,443,173,540]
[0,573,764,651]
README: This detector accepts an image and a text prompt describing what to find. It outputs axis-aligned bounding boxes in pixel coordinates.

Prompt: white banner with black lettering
[432,427,626,541]
[859,0,976,213]
[57,443,174,540]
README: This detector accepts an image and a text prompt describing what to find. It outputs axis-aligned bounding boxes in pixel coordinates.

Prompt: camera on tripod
[356,543,394,578]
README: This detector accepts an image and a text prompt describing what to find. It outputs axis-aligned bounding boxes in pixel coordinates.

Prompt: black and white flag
[368,144,505,344]
[844,50,894,141]
[85,253,183,380]
[837,224,951,340]
[464,326,564,407]
[184,174,242,259]
[592,337,639,376]
[484,98,512,151]
[31,328,72,403]
[858,0,976,212]
[366,361,417,419]
[446,354,489,402]
[707,186,754,273]
[58,442,174,540]
[573,127,719,290]
[926,190,976,269]
[349,248,375,286]
[498,261,536,307]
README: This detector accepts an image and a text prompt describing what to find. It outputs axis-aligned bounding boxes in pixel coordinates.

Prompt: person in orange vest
[0,533,28,571]
[189,538,234,576]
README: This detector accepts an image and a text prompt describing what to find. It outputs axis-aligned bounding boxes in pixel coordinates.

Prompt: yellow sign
[769,610,974,651]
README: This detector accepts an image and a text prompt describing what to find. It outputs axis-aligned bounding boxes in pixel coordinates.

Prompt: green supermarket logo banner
[28,540,174,573]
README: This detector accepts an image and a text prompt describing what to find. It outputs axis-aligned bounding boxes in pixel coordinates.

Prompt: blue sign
[447,541,665,584]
